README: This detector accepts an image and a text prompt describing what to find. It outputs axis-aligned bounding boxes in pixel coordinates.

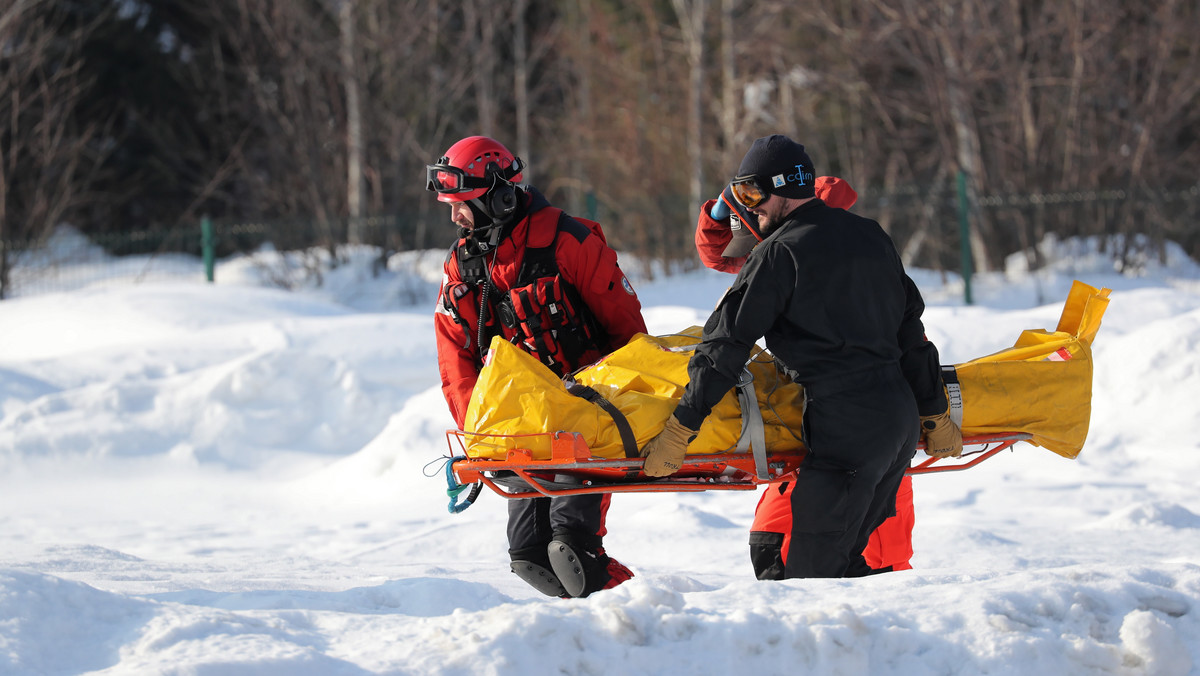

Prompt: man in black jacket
[641,134,962,578]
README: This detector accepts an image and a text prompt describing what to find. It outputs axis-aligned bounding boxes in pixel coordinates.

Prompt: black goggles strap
[732,174,767,192]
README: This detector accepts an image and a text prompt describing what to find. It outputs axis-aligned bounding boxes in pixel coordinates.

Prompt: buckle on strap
[941,365,964,428]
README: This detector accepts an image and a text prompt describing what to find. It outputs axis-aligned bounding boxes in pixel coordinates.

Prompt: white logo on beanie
[771,174,786,188]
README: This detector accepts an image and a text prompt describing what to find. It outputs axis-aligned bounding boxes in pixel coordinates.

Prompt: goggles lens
[730,177,769,208]
[426,163,488,194]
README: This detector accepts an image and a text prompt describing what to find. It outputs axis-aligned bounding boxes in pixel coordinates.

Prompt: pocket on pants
[789,465,856,535]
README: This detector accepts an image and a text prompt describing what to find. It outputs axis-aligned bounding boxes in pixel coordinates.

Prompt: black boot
[546,531,634,598]
[509,545,567,597]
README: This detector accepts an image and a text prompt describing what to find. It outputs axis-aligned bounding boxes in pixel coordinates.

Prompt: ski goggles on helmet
[426,162,491,194]
[425,157,525,194]
[729,175,772,209]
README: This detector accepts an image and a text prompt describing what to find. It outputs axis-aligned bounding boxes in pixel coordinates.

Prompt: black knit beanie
[736,135,816,199]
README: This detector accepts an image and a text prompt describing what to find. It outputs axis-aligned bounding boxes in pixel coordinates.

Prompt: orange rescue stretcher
[441,280,1110,513]
[444,429,1032,511]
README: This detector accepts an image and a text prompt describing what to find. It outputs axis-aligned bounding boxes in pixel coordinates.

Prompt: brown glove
[640,414,698,477]
[921,407,963,458]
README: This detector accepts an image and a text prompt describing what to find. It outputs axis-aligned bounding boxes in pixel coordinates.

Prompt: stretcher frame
[445,429,1032,502]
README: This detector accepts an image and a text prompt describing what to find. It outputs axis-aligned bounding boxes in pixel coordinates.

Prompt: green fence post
[201,216,215,283]
[955,170,974,305]
[586,191,598,222]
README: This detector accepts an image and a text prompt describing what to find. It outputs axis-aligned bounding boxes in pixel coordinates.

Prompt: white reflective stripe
[655,334,701,354]
[663,344,698,353]
[946,381,964,428]
[434,275,454,315]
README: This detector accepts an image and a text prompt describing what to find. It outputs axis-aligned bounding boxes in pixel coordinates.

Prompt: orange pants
[749,474,914,576]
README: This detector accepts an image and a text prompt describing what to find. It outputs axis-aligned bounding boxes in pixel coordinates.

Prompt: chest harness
[440,212,642,513]
[446,211,611,377]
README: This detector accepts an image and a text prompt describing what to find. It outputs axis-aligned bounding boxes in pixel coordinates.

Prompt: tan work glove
[640,414,698,477]
[920,407,963,458]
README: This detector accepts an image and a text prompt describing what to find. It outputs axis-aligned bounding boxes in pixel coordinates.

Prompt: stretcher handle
[445,455,483,512]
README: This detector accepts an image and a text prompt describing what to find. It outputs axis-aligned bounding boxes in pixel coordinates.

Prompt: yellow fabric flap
[953,281,1111,458]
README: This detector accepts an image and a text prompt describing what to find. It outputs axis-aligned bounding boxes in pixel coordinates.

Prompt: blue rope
[445,456,479,513]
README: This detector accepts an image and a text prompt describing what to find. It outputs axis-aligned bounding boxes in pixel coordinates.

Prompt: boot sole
[510,560,567,597]
[547,540,587,597]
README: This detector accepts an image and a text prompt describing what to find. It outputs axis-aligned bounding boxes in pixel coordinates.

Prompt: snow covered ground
[1,236,1199,675]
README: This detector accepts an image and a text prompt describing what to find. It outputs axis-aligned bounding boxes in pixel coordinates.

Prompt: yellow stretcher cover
[950,280,1110,458]
[462,280,1111,461]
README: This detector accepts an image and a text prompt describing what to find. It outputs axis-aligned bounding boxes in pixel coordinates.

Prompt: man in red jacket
[429,136,646,598]
[692,174,917,577]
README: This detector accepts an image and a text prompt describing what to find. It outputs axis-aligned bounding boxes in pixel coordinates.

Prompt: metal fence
[2,184,1198,300]
[0,214,448,299]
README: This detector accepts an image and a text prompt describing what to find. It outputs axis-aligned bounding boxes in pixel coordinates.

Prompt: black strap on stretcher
[564,376,640,459]
[564,366,772,479]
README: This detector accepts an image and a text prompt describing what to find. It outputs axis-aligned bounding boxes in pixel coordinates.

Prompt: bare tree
[670,0,709,222]
[717,0,738,168]
[462,0,501,138]
[5,0,1196,288]
[513,0,531,167]
[219,0,347,250]
[0,1,114,297]
[340,0,365,243]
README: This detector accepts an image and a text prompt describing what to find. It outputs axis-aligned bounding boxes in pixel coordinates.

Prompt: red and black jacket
[435,187,646,428]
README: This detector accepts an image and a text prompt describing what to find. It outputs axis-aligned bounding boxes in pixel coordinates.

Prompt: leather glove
[640,414,698,477]
[920,407,963,458]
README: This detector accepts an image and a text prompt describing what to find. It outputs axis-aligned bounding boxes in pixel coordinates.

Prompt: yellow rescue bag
[946,279,1110,458]
[463,328,805,459]
[462,280,1110,461]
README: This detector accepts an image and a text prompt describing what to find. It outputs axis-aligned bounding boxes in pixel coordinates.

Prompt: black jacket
[674,199,946,430]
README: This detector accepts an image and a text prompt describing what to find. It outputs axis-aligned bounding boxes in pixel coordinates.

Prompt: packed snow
[2,235,1199,675]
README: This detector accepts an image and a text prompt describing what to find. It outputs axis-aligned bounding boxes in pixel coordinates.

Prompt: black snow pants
[784,363,920,578]
[507,492,610,558]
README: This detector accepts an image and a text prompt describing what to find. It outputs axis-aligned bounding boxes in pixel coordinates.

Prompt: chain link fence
[856,184,1200,276]
[3,186,1198,300]
[0,213,449,299]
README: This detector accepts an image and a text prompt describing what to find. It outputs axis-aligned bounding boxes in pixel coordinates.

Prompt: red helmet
[426,136,524,203]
